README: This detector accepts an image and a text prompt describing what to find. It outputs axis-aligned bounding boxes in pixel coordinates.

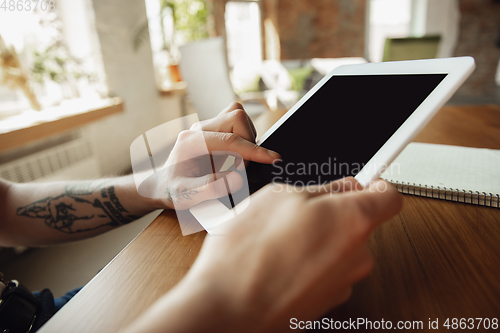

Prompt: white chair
[179,37,268,120]
[310,57,367,76]
[259,60,299,110]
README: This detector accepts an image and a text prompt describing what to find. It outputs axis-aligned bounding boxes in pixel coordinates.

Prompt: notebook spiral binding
[385,180,500,208]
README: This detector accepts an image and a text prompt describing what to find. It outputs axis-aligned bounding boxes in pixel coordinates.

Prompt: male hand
[125,178,402,332]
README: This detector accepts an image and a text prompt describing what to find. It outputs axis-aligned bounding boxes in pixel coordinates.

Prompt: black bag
[0,274,41,333]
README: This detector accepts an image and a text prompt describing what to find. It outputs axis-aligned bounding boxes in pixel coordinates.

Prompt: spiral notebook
[380,143,500,208]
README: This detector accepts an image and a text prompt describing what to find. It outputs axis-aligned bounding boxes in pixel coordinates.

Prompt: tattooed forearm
[98,186,140,225]
[16,185,140,234]
[165,187,199,203]
[64,179,110,195]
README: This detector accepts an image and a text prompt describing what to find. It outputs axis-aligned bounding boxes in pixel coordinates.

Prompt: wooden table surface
[40,105,500,333]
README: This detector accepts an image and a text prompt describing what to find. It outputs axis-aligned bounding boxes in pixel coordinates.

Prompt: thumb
[169,171,244,210]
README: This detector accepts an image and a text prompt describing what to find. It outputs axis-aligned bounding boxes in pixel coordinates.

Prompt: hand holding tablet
[191,57,475,233]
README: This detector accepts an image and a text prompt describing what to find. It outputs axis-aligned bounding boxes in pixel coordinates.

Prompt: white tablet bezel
[257,57,475,187]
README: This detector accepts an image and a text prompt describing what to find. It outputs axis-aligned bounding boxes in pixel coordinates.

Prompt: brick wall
[211,0,366,61]
[452,0,500,103]
[274,0,366,60]
[207,0,226,38]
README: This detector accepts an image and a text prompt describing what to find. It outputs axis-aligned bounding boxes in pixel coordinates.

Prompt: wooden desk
[40,105,500,333]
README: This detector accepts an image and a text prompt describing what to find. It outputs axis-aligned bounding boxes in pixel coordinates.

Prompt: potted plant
[135,0,209,84]
[135,0,182,83]
[159,0,182,82]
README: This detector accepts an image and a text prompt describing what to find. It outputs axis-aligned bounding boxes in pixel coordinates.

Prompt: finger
[219,102,257,138]
[210,153,245,174]
[220,110,257,143]
[247,113,258,140]
[305,177,363,198]
[183,169,233,188]
[243,108,258,139]
[312,179,402,232]
[173,130,279,165]
[211,154,233,172]
[344,179,403,231]
[231,109,257,142]
[201,132,280,164]
[192,171,244,203]
[194,107,256,142]
[339,177,363,192]
[167,171,244,210]
[219,102,244,115]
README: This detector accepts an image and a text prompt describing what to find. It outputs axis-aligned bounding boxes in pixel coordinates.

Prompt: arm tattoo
[64,180,110,195]
[17,185,140,234]
[165,187,198,203]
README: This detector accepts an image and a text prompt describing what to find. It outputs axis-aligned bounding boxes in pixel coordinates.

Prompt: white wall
[425,0,460,58]
[84,0,182,175]
[369,0,412,62]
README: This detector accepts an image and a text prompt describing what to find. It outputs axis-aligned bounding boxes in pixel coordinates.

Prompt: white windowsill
[0,97,124,153]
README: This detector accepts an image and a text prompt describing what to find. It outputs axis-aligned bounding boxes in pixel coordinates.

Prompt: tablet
[191,57,475,233]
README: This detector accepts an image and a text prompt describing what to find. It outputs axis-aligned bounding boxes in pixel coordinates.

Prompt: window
[225,1,262,68]
[0,0,106,116]
[144,0,209,88]
[369,0,413,62]
[0,9,48,114]
[144,0,175,88]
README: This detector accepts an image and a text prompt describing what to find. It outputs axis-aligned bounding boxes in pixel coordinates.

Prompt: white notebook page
[381,143,500,195]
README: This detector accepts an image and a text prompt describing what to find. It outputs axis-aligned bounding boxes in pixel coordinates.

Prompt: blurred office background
[0,0,499,296]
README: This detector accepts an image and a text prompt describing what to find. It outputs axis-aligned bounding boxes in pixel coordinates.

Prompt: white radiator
[0,138,101,183]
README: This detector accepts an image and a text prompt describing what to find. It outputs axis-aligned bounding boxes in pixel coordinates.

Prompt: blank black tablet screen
[241,73,447,198]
